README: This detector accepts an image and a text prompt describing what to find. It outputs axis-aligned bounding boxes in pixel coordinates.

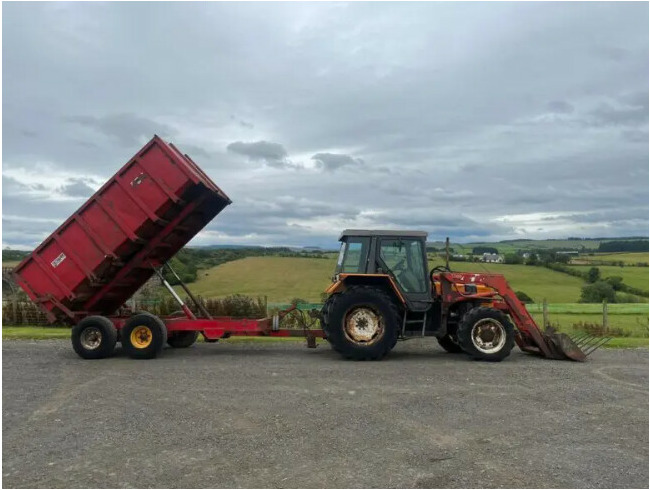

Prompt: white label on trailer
[51,253,66,268]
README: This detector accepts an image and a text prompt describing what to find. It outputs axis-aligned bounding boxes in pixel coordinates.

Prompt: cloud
[65,113,176,146]
[1,2,648,248]
[546,100,574,114]
[311,153,364,172]
[58,178,95,198]
[588,101,649,127]
[226,140,293,168]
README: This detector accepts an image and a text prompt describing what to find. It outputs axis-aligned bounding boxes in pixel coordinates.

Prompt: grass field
[571,265,649,291]
[2,261,20,267]
[178,256,335,302]
[179,255,589,304]
[574,252,649,265]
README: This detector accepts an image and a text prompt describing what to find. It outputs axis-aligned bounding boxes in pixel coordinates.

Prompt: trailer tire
[71,316,118,360]
[326,286,399,361]
[457,307,515,362]
[122,313,167,359]
[167,331,199,348]
[437,334,463,353]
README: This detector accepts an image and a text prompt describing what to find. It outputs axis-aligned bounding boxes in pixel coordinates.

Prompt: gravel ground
[2,339,648,489]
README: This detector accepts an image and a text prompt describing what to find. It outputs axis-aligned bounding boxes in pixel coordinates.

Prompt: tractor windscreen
[336,237,370,273]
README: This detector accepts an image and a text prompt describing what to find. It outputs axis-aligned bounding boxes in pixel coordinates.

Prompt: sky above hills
[2,2,648,249]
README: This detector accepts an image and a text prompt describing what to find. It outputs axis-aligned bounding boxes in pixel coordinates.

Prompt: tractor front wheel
[457,307,515,362]
[437,334,463,354]
[325,286,399,361]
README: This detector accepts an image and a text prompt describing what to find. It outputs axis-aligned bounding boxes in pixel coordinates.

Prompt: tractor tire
[71,316,118,360]
[167,331,199,348]
[320,295,337,339]
[457,307,515,362]
[121,313,167,359]
[325,286,399,361]
[437,334,463,354]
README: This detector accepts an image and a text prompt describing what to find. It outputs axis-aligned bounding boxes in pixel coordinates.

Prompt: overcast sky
[2,2,648,249]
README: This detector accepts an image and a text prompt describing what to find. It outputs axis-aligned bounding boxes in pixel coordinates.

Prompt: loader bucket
[536,327,611,362]
[544,330,587,361]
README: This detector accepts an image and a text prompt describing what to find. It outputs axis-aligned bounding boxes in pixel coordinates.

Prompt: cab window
[379,239,427,293]
[338,237,370,273]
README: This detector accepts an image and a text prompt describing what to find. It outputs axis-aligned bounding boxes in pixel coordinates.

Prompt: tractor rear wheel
[121,313,167,359]
[71,316,118,359]
[457,307,515,362]
[437,334,463,353]
[325,286,399,360]
[167,331,199,348]
[320,295,336,339]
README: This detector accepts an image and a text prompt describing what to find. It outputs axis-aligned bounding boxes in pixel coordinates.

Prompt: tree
[525,254,539,266]
[472,246,499,255]
[598,240,649,253]
[555,254,571,264]
[604,276,624,291]
[504,253,523,265]
[587,267,601,283]
[579,281,616,303]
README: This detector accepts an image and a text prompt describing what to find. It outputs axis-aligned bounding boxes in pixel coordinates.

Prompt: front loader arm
[439,272,590,361]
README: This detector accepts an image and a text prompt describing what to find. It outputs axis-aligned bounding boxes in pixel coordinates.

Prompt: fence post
[264,295,268,316]
[12,298,18,325]
[542,298,548,328]
[603,299,608,332]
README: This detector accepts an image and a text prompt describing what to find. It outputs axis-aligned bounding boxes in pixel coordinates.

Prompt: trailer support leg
[154,267,197,320]
[164,262,212,319]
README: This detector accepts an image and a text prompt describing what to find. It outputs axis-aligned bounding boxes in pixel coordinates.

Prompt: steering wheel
[393,258,406,272]
[429,265,451,283]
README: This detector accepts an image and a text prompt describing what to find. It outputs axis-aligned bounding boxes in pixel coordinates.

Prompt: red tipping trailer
[13,136,320,359]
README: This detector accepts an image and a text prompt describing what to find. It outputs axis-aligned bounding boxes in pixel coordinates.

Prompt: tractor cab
[334,230,431,311]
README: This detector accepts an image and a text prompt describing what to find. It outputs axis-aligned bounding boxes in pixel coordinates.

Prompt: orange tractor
[320,230,607,362]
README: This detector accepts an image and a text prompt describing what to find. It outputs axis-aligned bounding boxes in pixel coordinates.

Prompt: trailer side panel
[13,136,231,323]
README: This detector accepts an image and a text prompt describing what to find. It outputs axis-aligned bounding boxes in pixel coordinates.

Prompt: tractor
[320,230,604,362]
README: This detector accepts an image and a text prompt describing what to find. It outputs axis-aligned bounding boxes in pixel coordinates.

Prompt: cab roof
[339,229,428,241]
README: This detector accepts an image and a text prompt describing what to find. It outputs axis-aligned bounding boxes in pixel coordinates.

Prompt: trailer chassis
[108,262,323,348]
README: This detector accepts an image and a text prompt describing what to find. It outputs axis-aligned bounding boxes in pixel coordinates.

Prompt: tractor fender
[325,274,406,307]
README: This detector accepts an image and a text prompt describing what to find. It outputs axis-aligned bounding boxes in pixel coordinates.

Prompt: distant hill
[426,237,649,255]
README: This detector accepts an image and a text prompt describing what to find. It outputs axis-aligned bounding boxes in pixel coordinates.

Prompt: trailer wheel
[167,331,199,348]
[457,307,515,362]
[437,334,463,353]
[121,313,167,359]
[325,286,399,361]
[71,316,118,360]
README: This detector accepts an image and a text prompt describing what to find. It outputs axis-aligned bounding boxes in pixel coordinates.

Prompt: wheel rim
[343,306,384,345]
[130,326,153,349]
[471,318,506,354]
[80,327,102,350]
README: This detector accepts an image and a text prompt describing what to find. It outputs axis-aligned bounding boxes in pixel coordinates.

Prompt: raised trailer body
[13,136,320,359]
[14,135,231,323]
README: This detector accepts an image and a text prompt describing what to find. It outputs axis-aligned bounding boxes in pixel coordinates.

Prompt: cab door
[377,237,432,311]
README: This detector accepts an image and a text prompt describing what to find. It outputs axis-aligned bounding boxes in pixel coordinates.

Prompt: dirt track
[2,339,648,488]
